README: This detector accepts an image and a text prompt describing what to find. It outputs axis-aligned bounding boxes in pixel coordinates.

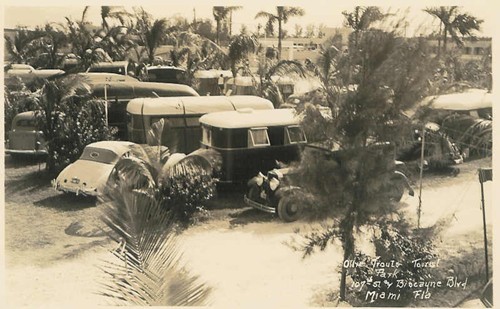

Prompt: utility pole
[478,168,492,283]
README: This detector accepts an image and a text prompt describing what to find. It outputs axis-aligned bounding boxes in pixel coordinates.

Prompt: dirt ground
[2,155,493,307]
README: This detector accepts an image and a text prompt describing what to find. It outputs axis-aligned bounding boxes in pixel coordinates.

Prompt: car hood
[56,160,115,191]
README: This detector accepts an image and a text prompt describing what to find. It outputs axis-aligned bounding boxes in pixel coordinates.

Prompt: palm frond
[266,60,307,79]
[100,189,211,305]
[108,155,158,194]
[158,150,221,188]
[147,118,165,146]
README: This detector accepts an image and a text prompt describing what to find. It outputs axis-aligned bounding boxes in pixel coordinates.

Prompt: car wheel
[277,196,303,222]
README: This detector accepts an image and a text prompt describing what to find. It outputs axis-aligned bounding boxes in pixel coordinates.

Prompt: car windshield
[79,147,121,164]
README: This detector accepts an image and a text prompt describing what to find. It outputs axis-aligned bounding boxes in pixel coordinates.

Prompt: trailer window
[248,127,270,147]
[285,125,307,144]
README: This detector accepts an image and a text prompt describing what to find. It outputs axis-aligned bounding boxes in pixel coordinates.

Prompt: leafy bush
[347,220,437,306]
[34,78,116,175]
[163,172,218,226]
[4,79,39,139]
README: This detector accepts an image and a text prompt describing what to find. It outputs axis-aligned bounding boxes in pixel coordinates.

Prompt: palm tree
[258,59,307,107]
[4,27,46,64]
[212,6,242,45]
[100,6,132,31]
[228,34,258,77]
[135,8,175,64]
[424,6,483,57]
[255,6,305,60]
[226,6,242,37]
[342,6,385,48]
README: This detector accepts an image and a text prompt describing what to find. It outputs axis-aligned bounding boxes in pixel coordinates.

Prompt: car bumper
[5,149,48,155]
[243,195,276,214]
[52,180,98,196]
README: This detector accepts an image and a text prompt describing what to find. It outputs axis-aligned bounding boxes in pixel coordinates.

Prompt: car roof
[147,66,185,72]
[13,111,36,120]
[75,72,138,84]
[89,61,129,69]
[200,108,300,128]
[126,95,274,115]
[9,64,33,70]
[419,89,492,111]
[85,141,137,154]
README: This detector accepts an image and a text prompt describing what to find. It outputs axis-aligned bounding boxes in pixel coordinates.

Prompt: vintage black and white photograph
[2,1,495,307]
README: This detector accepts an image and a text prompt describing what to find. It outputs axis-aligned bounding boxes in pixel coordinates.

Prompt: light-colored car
[5,64,65,84]
[52,141,144,196]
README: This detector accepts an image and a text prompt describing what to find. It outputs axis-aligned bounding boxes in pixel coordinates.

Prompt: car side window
[248,127,270,147]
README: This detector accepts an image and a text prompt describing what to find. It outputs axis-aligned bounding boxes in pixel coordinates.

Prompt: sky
[3,0,497,38]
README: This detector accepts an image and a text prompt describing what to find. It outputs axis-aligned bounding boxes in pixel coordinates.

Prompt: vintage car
[199,108,307,183]
[245,153,414,222]
[52,141,145,196]
[5,63,65,85]
[5,111,47,157]
[6,76,200,156]
[146,65,187,84]
[127,95,274,153]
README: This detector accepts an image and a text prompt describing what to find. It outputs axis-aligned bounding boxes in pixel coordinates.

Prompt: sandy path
[3,157,492,307]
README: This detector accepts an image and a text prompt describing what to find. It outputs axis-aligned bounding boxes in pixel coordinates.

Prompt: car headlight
[269,178,280,191]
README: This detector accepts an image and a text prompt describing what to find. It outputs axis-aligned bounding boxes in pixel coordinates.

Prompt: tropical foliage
[212,6,242,44]
[293,9,440,301]
[424,6,483,56]
[33,77,115,174]
[100,186,211,305]
[4,79,39,139]
[107,119,221,226]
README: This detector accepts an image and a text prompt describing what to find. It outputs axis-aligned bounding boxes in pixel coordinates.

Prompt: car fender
[275,185,310,200]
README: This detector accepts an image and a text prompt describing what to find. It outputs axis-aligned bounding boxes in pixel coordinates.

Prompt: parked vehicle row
[126,95,274,153]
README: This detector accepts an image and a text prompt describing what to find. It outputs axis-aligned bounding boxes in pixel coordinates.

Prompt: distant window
[248,127,270,147]
[285,125,307,144]
[475,47,484,55]
[465,47,472,55]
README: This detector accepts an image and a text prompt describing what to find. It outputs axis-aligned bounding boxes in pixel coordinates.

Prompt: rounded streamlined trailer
[199,108,307,182]
[126,96,274,153]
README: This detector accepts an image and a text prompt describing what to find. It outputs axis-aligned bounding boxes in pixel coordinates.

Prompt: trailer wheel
[277,196,303,222]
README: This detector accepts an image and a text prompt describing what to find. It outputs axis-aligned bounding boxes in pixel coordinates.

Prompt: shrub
[34,78,116,175]
[163,172,218,227]
[4,78,39,139]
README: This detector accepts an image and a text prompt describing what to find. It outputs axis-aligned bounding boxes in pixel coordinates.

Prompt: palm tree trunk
[443,24,448,53]
[216,20,220,45]
[437,22,442,58]
[278,19,282,60]
[229,12,233,36]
